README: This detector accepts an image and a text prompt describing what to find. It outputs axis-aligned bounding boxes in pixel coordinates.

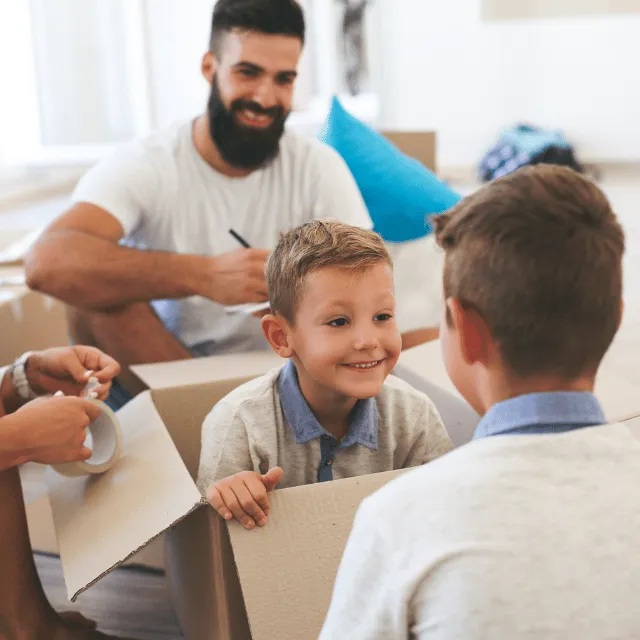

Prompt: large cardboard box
[45,333,640,639]
[45,378,406,640]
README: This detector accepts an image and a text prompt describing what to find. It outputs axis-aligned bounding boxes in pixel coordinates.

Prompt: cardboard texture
[483,0,640,20]
[25,492,166,570]
[46,391,202,601]
[132,349,284,390]
[165,506,251,640]
[0,265,69,365]
[228,470,404,640]
[381,130,437,172]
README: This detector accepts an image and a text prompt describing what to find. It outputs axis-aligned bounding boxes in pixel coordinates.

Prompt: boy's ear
[261,314,294,358]
[447,297,491,366]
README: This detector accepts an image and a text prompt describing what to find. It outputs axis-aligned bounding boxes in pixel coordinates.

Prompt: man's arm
[25,203,269,310]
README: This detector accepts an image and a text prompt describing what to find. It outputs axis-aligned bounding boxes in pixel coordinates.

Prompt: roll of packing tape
[51,399,123,478]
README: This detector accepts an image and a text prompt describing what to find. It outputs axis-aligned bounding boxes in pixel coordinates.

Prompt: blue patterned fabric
[479,124,578,181]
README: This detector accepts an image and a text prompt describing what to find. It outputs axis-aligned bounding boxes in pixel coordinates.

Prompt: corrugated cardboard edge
[69,498,207,602]
[131,350,284,390]
[47,390,205,602]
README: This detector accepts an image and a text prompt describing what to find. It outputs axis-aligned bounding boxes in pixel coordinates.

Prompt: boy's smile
[343,359,385,370]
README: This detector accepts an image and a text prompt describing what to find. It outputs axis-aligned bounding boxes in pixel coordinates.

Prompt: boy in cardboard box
[197,220,453,529]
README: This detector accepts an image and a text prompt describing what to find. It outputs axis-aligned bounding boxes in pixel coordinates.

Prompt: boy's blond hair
[266,220,392,324]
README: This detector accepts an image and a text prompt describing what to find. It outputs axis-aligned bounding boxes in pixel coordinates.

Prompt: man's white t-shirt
[72,121,372,354]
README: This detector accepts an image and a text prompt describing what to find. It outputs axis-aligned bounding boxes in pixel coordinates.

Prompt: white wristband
[10,351,38,401]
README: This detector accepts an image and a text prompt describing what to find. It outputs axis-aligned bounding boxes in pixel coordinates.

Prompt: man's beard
[207,75,288,170]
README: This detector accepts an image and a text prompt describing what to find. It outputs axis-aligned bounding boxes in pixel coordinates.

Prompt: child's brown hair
[434,165,625,379]
[266,220,392,324]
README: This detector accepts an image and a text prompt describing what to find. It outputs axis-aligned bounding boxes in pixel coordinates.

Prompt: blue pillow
[319,97,461,243]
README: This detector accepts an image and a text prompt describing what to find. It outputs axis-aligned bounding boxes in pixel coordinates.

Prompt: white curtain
[28,0,136,146]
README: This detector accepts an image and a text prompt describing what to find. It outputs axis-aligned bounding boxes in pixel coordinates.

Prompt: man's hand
[9,395,101,466]
[203,248,270,305]
[206,466,283,530]
[26,346,120,400]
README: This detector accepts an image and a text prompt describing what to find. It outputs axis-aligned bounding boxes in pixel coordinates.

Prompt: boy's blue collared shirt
[278,360,378,482]
[473,391,606,440]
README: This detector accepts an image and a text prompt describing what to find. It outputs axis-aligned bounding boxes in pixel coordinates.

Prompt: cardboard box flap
[228,469,405,640]
[132,350,284,390]
[46,390,203,601]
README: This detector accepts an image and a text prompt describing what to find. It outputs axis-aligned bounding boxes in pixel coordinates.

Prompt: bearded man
[26,0,374,409]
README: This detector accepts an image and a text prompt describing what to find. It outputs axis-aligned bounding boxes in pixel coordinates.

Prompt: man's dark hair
[210,0,305,56]
[434,165,625,380]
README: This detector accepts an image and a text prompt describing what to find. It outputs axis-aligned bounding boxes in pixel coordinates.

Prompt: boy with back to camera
[197,220,453,530]
[320,165,640,640]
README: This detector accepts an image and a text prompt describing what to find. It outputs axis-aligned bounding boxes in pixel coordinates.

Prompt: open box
[45,378,407,639]
[47,329,640,639]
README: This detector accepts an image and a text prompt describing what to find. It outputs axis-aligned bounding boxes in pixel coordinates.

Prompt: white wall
[377,0,640,166]
[5,0,637,168]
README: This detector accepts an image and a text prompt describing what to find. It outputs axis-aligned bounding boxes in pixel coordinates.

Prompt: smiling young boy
[197,220,453,529]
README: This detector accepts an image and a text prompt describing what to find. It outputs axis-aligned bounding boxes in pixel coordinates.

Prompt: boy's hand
[206,466,283,530]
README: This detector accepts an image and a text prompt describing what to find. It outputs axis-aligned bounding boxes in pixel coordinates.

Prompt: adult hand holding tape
[51,399,123,478]
[49,376,122,478]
